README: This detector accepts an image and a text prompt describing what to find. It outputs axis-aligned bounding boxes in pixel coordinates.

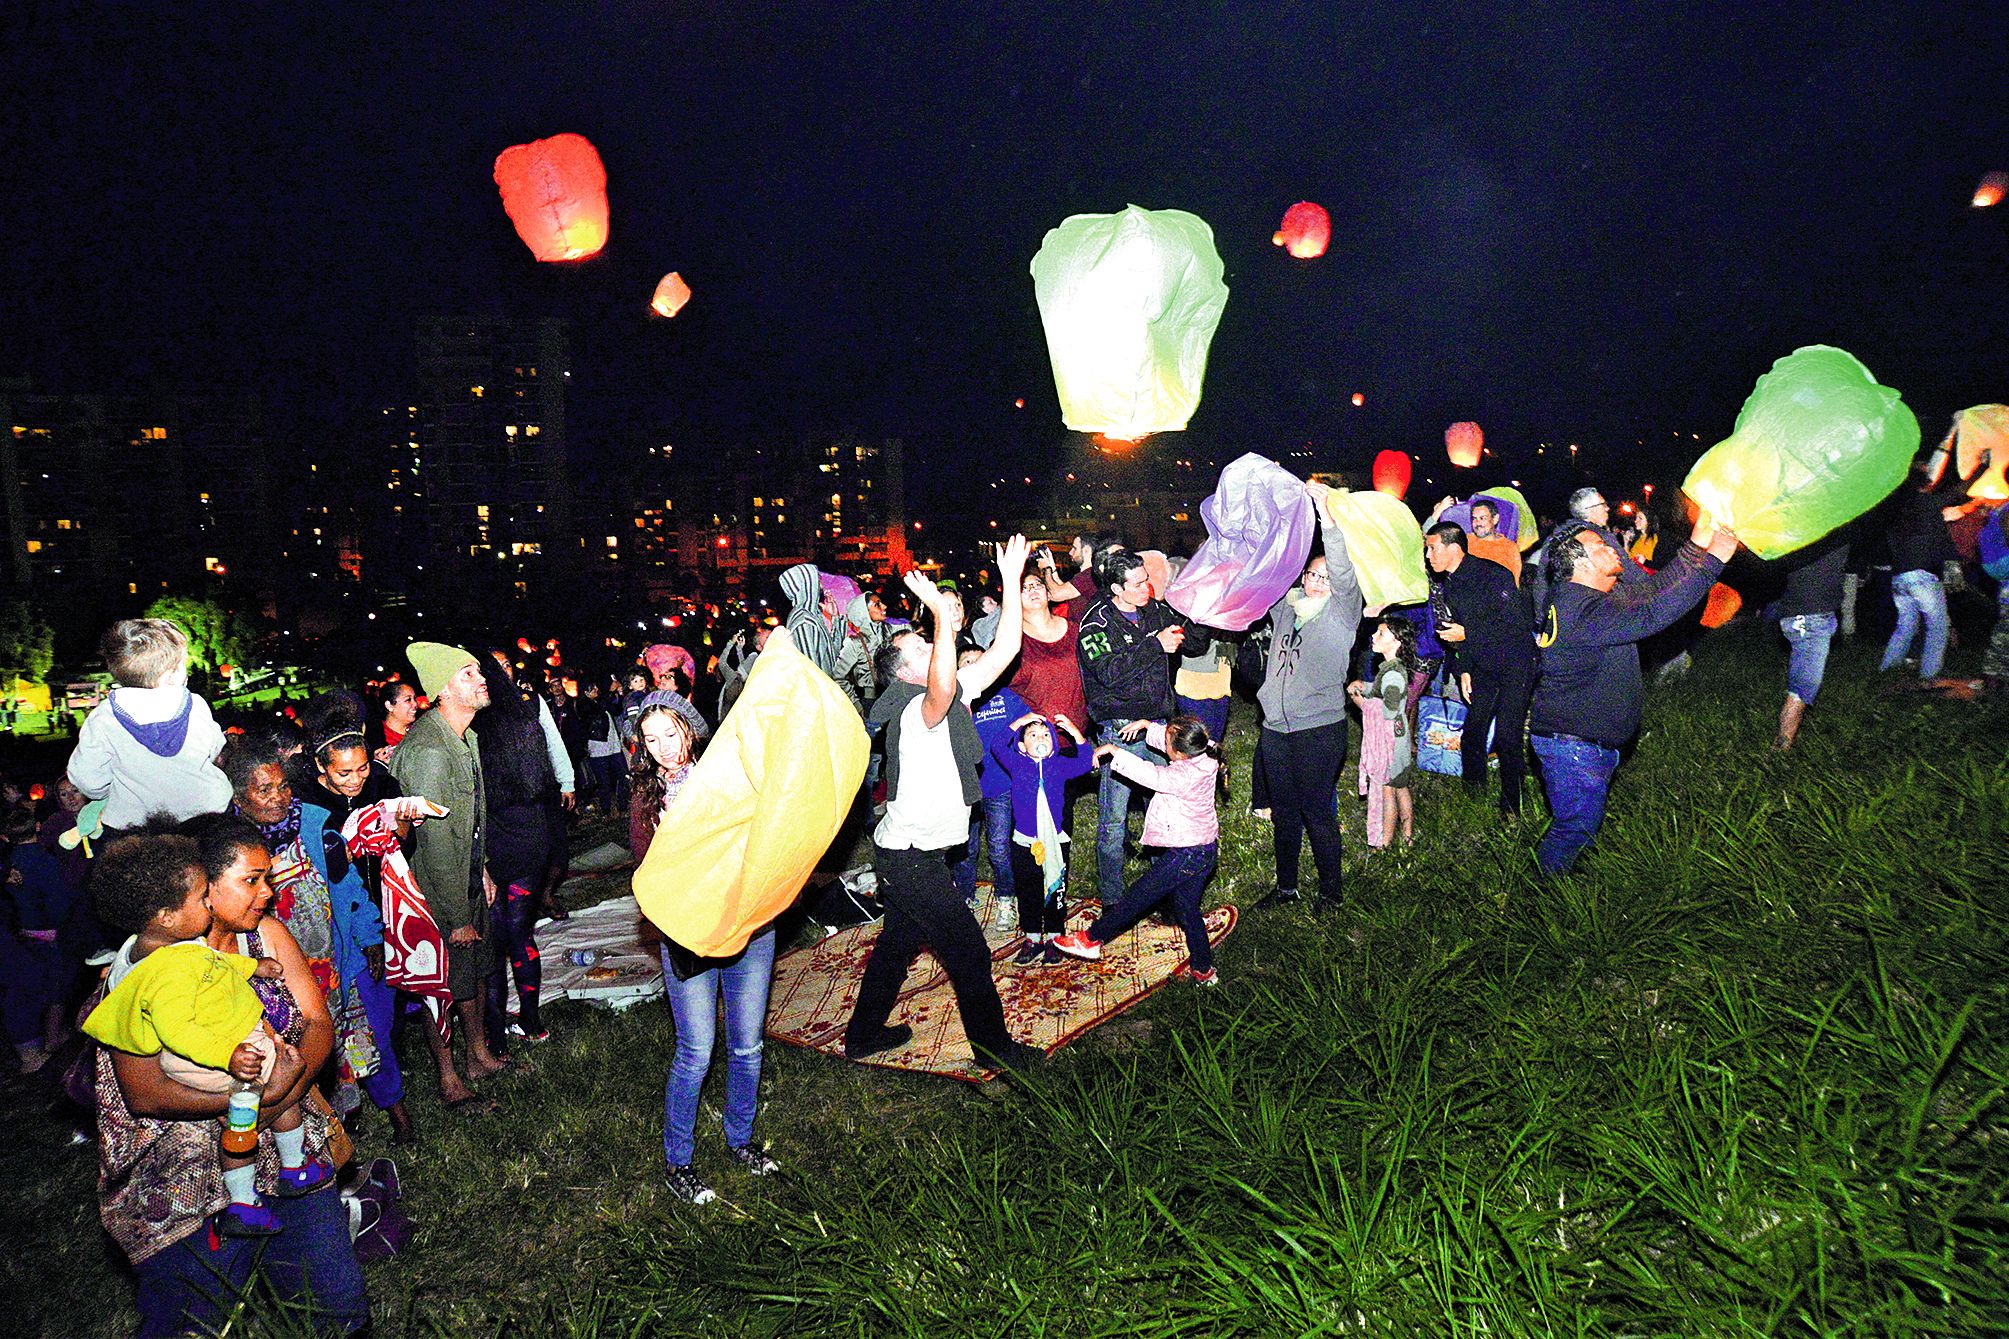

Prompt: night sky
[7,3,2006,493]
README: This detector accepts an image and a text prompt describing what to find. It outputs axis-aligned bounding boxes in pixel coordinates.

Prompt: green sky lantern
[1030,205,1229,439]
[1681,345,1918,560]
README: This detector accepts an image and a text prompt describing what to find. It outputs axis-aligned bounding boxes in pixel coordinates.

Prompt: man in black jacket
[1078,547,1186,899]
[1530,514,1738,874]
[1427,521,1535,818]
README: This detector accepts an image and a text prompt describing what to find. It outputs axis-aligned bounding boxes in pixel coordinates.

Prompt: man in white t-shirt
[846,536,1036,1072]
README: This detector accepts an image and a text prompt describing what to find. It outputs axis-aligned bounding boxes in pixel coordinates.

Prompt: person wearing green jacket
[389,642,509,1108]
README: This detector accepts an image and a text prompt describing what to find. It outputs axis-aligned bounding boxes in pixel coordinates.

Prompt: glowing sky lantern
[1271,201,1331,259]
[1942,404,2009,501]
[1682,345,1918,559]
[1699,583,1743,629]
[1030,204,1230,439]
[1371,449,1412,498]
[650,271,691,318]
[1973,172,2007,209]
[493,133,609,262]
[1445,421,1484,468]
[1351,392,1365,407]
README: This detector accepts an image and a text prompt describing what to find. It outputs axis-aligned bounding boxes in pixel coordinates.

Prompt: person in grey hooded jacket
[779,563,840,676]
[831,591,889,711]
[1254,480,1364,911]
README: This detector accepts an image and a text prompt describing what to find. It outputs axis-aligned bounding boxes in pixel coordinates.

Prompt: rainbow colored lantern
[1272,201,1331,259]
[493,133,609,262]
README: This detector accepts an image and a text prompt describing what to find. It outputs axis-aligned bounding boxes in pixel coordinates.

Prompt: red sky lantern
[650,271,691,318]
[1271,201,1331,259]
[1973,171,2006,209]
[1351,392,1365,407]
[1371,449,1412,498]
[1700,583,1743,628]
[493,133,609,262]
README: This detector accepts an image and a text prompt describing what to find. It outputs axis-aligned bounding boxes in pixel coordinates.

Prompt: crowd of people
[2,466,2001,1336]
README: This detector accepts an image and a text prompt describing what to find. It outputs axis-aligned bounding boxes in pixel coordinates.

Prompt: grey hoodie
[779,563,840,675]
[1256,514,1364,733]
[831,592,886,709]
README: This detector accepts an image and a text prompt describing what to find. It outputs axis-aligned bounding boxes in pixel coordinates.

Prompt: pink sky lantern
[1445,420,1484,468]
[493,133,609,262]
[1371,449,1412,498]
[1271,201,1331,259]
[650,271,692,318]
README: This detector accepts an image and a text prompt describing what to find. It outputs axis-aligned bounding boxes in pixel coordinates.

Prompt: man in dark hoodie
[846,537,1035,1073]
[1078,547,1188,902]
[1253,482,1363,910]
[1530,512,1738,875]
[779,562,840,677]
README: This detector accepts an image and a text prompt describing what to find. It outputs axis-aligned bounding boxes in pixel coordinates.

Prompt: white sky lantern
[1030,204,1229,439]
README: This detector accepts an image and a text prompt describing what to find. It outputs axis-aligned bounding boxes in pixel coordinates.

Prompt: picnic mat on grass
[766,897,1238,1083]
[535,894,663,1011]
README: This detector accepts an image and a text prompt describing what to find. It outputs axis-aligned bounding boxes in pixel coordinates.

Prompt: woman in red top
[1009,570,1088,727]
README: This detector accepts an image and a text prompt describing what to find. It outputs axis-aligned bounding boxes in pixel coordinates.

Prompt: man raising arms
[847,537,1037,1074]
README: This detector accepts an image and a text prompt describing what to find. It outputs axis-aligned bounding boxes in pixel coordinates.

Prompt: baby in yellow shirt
[83,830,331,1237]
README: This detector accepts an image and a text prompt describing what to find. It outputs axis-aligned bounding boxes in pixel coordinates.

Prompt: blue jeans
[659,928,776,1168]
[1881,570,1949,678]
[1089,843,1219,974]
[1532,734,1622,876]
[132,1185,368,1338]
[1095,721,1156,898]
[355,964,403,1109]
[952,793,1016,905]
[1780,612,1838,704]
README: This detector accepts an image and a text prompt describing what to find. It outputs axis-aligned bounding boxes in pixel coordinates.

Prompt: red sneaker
[1050,930,1101,961]
[1174,963,1219,988]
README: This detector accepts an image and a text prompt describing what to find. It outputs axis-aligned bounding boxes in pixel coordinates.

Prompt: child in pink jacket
[1052,715,1223,985]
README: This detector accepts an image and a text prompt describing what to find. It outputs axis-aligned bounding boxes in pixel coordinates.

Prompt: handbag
[1416,694,1497,777]
[308,1087,356,1171]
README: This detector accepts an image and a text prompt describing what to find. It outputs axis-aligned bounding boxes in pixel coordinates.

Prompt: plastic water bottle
[567,948,600,968]
[221,1080,260,1156]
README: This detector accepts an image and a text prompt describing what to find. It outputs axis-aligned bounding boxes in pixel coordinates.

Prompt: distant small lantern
[493,133,609,263]
[1351,392,1365,407]
[1700,583,1743,628]
[1445,421,1484,468]
[1973,172,2007,209]
[650,271,692,318]
[1271,201,1331,260]
[1371,449,1412,499]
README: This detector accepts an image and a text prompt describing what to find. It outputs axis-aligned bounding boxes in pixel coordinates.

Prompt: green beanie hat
[407,641,477,700]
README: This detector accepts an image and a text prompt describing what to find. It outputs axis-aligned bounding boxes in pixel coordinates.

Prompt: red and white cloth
[342,797,454,1040]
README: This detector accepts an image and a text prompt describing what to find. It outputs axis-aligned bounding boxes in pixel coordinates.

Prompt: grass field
[4,624,2005,1336]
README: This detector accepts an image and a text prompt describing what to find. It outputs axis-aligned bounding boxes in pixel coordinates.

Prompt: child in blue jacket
[987,712,1095,964]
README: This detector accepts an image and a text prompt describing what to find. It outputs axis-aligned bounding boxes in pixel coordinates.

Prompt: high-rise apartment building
[411,316,574,598]
[0,380,276,603]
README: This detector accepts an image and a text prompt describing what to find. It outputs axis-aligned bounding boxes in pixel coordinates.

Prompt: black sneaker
[1254,887,1301,910]
[843,1023,912,1060]
[664,1164,717,1205]
[725,1143,779,1176]
[1013,938,1044,966]
[975,1039,1042,1075]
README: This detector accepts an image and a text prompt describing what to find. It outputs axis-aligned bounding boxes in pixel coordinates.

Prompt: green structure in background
[1682,345,1920,560]
[1030,204,1229,440]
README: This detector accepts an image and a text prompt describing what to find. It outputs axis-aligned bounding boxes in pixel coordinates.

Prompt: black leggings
[486,880,543,1037]
[1259,722,1347,896]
